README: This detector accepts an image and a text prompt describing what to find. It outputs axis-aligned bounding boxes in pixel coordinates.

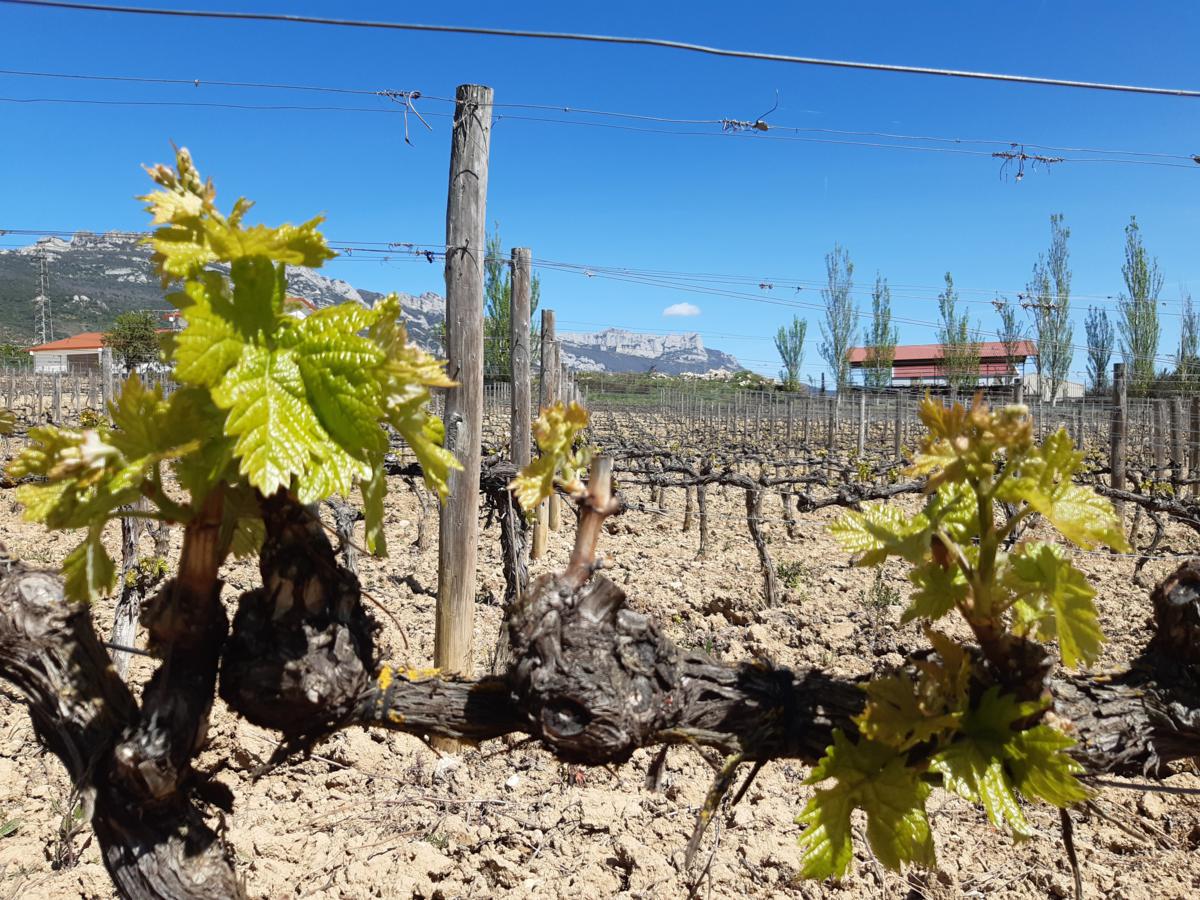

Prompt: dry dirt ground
[1,471,1198,899]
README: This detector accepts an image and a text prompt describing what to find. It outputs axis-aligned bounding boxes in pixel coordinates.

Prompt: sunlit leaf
[797,732,934,877]
[509,401,591,516]
[1003,542,1104,668]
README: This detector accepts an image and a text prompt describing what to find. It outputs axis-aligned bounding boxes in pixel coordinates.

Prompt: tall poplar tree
[1028,214,1074,405]
[995,296,1027,387]
[862,274,897,390]
[938,272,979,393]
[1117,216,1163,394]
[1084,306,1114,395]
[1176,290,1199,393]
[774,316,808,391]
[818,243,856,392]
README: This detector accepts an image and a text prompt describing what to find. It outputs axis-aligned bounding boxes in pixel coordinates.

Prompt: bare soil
[1,475,1198,899]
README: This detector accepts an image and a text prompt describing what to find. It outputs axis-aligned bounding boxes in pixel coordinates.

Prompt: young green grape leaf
[929,687,1046,839]
[141,146,333,282]
[370,294,459,501]
[797,732,934,878]
[830,503,930,566]
[211,345,370,503]
[61,526,116,604]
[998,429,1128,552]
[510,401,592,516]
[1002,542,1104,668]
[1005,725,1088,808]
[228,257,286,338]
[0,408,15,435]
[290,303,388,458]
[168,276,245,387]
[931,739,1032,838]
[217,481,266,560]
[904,561,968,622]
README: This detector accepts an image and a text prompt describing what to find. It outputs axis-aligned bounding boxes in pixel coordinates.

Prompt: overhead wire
[6,0,1200,99]
[1,66,1195,167]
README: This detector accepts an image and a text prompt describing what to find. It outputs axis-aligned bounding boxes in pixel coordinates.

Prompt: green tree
[863,274,897,390]
[937,273,979,394]
[0,341,30,369]
[103,310,161,371]
[1175,290,1199,393]
[994,296,1026,387]
[818,243,856,392]
[774,316,808,391]
[1117,216,1163,394]
[484,223,540,379]
[1084,306,1114,395]
[1026,215,1074,405]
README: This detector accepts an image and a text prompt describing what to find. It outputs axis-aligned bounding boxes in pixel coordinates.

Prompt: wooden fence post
[510,248,532,472]
[856,391,866,457]
[1170,397,1185,493]
[1110,363,1127,520]
[1153,401,1167,485]
[535,310,560,541]
[1191,395,1200,499]
[435,83,493,698]
[893,393,903,459]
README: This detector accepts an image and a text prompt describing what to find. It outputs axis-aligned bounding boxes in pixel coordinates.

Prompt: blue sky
[1,1,1198,381]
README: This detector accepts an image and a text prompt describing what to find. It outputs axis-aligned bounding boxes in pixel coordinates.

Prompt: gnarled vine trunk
[3,492,1200,899]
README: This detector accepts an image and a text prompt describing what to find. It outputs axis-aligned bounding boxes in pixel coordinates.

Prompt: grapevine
[804,395,1129,877]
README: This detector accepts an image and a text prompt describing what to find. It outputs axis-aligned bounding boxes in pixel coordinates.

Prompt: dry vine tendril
[9,146,457,602]
[802,395,1129,878]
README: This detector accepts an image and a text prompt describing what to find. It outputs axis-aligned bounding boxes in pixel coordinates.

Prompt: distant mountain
[558,328,741,376]
[0,233,742,375]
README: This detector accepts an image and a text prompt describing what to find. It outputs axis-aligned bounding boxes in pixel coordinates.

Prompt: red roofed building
[847,341,1038,388]
[27,332,107,373]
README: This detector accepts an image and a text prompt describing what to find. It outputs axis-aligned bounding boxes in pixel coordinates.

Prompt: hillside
[0,234,742,374]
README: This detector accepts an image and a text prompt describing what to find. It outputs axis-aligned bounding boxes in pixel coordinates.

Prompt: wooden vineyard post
[1153,401,1167,485]
[51,373,62,424]
[548,341,563,531]
[1191,395,1200,499]
[491,247,534,677]
[435,83,493,709]
[856,391,866,458]
[893,393,903,459]
[510,248,532,470]
[531,308,556,559]
[1171,397,1185,493]
[1110,363,1127,521]
[100,347,113,419]
[825,395,837,476]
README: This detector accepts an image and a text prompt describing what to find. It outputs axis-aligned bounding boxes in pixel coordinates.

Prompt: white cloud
[662,302,701,317]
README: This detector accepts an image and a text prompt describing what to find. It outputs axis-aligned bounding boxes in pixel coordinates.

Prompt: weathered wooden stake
[510,248,532,471]
[435,84,493,699]
[856,391,866,457]
[1110,363,1127,520]
[1170,397,1185,493]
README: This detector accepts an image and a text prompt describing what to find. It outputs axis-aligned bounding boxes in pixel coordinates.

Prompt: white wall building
[27,332,107,373]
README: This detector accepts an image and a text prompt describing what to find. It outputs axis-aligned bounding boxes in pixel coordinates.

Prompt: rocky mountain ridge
[0,233,741,374]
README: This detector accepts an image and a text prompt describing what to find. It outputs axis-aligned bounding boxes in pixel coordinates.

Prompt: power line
[1,226,1185,317]
[5,0,1200,99]
[3,67,1194,166]
[5,93,1191,170]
